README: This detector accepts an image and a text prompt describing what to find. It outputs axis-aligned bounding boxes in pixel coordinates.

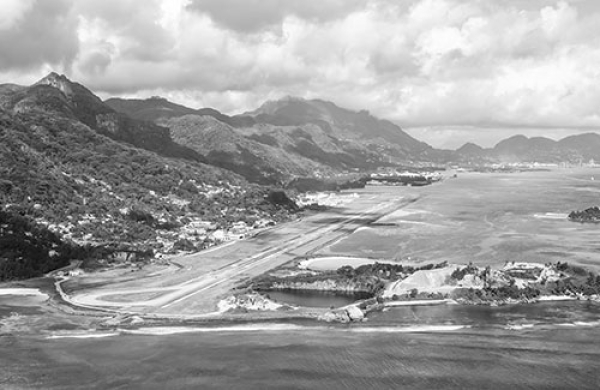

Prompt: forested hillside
[108,96,444,185]
[0,75,300,280]
[0,209,77,281]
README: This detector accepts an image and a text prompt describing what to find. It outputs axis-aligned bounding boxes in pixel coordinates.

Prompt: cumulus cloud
[186,0,364,33]
[0,0,36,30]
[0,0,78,72]
[1,0,600,147]
[74,0,175,63]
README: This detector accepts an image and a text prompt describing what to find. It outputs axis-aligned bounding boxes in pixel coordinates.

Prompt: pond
[263,289,372,308]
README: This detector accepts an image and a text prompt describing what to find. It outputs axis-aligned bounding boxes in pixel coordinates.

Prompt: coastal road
[63,192,412,316]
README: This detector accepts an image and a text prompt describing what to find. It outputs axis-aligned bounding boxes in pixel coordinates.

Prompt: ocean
[2,302,599,389]
[325,168,600,271]
[2,168,600,389]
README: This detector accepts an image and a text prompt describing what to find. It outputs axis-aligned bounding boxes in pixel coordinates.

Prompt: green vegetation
[449,262,479,281]
[0,106,299,279]
[451,261,600,304]
[252,261,449,295]
[0,209,76,280]
[339,261,448,280]
[252,270,385,294]
[546,261,600,296]
[569,207,600,223]
[367,174,432,186]
[453,286,541,302]
[285,177,367,192]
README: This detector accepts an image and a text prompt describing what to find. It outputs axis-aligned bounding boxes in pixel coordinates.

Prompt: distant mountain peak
[247,96,308,116]
[505,134,529,141]
[280,95,306,102]
[35,72,74,97]
[457,142,484,152]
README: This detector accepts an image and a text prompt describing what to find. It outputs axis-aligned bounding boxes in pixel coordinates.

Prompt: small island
[228,257,600,323]
[569,206,600,223]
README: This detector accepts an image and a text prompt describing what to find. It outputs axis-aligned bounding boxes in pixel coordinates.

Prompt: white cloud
[0,0,36,30]
[1,0,600,146]
[0,0,78,72]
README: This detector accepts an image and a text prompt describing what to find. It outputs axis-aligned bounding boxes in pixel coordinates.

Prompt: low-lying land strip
[57,191,411,317]
[16,186,600,329]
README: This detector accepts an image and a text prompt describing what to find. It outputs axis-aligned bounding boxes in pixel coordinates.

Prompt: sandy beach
[0,288,49,297]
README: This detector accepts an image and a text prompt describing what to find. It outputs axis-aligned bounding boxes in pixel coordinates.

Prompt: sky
[1,0,600,149]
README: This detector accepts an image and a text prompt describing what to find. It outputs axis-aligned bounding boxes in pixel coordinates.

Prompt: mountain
[105,97,256,128]
[0,73,299,279]
[455,133,600,163]
[247,97,430,158]
[0,73,201,161]
[455,142,491,163]
[456,142,485,156]
[493,135,537,156]
[557,133,600,161]
[159,114,330,184]
[104,96,197,121]
[492,135,560,162]
[108,95,441,184]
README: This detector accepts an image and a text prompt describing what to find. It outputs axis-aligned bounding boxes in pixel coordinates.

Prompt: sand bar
[0,288,48,297]
[300,256,400,271]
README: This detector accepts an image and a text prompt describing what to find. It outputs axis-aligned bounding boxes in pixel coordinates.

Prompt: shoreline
[3,254,600,331]
[384,299,457,307]
[31,191,414,318]
[3,173,600,332]
[2,281,600,337]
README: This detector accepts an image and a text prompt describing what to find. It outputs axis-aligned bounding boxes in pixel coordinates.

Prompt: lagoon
[264,289,371,308]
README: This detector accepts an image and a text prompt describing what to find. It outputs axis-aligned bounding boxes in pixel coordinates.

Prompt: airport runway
[60,191,410,316]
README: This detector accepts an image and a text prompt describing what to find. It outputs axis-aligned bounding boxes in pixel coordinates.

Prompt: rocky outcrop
[569,207,600,223]
[35,72,74,97]
[318,304,365,323]
[218,293,293,312]
[318,298,383,323]
[99,315,145,329]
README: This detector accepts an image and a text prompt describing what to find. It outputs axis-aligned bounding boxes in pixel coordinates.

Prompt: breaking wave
[505,320,600,331]
[349,325,470,333]
[120,323,471,336]
[120,324,312,335]
[46,332,119,339]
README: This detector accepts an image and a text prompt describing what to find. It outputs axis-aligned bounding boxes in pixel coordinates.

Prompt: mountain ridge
[456,133,600,163]
[0,73,203,162]
[106,94,443,184]
[0,73,301,279]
